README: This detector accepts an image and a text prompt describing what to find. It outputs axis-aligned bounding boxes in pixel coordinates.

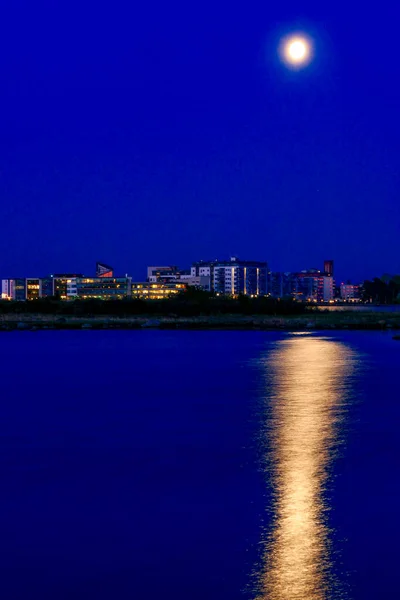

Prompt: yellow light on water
[253,336,358,599]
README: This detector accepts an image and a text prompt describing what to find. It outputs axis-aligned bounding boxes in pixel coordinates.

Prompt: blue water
[0,330,399,599]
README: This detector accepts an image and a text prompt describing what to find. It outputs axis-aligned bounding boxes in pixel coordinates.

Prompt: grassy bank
[1,311,399,330]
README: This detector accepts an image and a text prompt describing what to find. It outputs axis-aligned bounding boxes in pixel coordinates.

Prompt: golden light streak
[253,335,357,600]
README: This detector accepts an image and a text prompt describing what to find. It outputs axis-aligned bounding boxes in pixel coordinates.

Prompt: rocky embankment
[0,312,400,331]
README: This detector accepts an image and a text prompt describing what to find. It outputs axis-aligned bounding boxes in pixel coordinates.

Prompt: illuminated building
[2,279,13,300]
[2,278,54,300]
[26,278,41,301]
[147,266,210,290]
[76,277,132,299]
[2,279,16,300]
[323,276,335,302]
[96,262,114,278]
[292,270,334,302]
[191,257,268,296]
[131,281,186,299]
[191,260,218,280]
[268,267,334,303]
[53,274,84,300]
[324,260,334,276]
[178,274,211,290]
[340,283,360,302]
[292,270,321,301]
[1,278,26,300]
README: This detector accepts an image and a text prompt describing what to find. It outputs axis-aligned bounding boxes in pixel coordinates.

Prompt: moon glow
[280,34,313,68]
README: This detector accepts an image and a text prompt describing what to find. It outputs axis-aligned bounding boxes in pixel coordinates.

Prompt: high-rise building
[295,271,334,302]
[324,260,334,276]
[323,276,335,302]
[1,279,15,300]
[191,257,267,296]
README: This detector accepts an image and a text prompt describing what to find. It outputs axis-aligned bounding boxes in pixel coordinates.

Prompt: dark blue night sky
[1,2,399,282]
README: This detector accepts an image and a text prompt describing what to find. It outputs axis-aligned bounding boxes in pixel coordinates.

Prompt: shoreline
[1,312,400,331]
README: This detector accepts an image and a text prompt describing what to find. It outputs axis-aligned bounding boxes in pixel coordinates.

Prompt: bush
[0,291,307,317]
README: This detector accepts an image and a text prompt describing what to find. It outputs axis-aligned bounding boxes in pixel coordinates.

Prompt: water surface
[0,330,399,599]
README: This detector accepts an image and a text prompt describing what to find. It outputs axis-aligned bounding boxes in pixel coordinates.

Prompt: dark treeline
[362,276,400,304]
[0,289,307,317]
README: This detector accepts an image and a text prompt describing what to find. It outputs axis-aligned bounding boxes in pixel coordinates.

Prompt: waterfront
[0,331,399,599]
[1,310,400,330]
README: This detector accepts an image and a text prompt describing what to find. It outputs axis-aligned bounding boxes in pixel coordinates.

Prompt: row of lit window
[79,295,127,299]
[77,285,125,290]
[80,279,126,284]
[132,289,179,295]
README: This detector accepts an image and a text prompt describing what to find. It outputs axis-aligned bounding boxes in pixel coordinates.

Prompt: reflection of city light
[254,336,357,599]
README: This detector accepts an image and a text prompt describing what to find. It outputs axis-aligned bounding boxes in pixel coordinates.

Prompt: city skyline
[0,253,393,287]
[0,257,362,303]
[1,4,400,283]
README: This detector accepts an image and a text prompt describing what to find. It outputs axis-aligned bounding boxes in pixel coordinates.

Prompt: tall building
[323,276,335,302]
[324,260,334,276]
[96,262,114,278]
[191,257,267,296]
[1,279,15,300]
[26,278,41,301]
[292,271,320,302]
[293,270,334,302]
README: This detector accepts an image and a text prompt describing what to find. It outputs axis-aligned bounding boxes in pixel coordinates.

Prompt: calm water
[0,330,399,599]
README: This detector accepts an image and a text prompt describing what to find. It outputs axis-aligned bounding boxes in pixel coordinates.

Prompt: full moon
[288,39,307,62]
[279,34,313,68]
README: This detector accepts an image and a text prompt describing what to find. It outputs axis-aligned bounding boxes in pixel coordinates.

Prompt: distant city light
[279,33,313,69]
